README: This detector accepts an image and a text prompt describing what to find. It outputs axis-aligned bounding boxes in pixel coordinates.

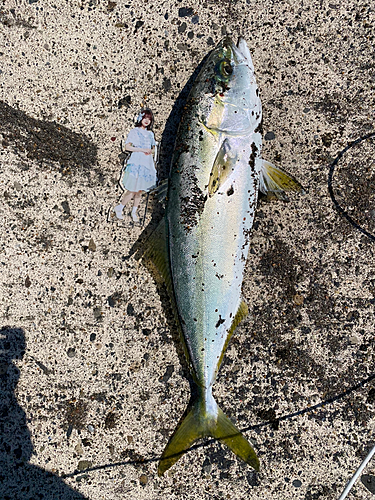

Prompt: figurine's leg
[131,191,142,222]
[114,191,135,219]
[120,190,135,205]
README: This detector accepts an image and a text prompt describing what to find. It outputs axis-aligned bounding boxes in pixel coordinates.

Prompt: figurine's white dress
[121,127,157,192]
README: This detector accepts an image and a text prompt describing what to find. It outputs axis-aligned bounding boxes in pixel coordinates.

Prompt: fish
[144,36,303,475]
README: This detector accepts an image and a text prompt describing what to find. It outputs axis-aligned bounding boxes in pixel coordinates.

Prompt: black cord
[61,370,375,478]
[328,132,375,242]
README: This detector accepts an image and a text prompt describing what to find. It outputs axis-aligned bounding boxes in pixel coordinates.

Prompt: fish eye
[220,60,233,76]
[215,58,233,81]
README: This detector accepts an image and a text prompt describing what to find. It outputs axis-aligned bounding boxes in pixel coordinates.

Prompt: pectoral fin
[208,139,237,197]
[259,160,304,200]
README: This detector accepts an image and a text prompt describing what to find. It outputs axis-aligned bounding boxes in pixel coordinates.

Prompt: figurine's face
[141,116,151,128]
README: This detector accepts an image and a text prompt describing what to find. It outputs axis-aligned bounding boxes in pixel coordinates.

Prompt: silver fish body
[167,37,262,391]
[145,36,302,475]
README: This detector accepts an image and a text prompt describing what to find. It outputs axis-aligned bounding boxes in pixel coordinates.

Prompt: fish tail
[158,389,259,476]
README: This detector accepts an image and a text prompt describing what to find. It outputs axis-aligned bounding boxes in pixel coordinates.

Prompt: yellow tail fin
[158,391,259,475]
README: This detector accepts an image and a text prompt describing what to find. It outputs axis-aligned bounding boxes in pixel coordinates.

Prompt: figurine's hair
[135,109,154,130]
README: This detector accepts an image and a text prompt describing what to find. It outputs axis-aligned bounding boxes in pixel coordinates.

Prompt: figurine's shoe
[131,211,139,222]
[113,205,124,220]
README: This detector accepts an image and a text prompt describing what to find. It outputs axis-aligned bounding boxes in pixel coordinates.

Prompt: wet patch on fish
[180,171,207,231]
[215,315,225,328]
[249,142,258,172]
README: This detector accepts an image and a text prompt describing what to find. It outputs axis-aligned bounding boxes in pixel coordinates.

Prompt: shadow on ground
[0,326,87,500]
[0,100,98,176]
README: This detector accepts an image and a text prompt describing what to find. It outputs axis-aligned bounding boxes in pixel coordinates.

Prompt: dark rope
[61,370,375,478]
[328,131,375,242]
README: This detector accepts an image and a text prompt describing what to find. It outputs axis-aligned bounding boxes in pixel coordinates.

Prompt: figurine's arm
[125,143,153,155]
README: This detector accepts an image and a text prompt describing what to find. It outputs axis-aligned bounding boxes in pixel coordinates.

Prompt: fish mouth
[236,36,255,71]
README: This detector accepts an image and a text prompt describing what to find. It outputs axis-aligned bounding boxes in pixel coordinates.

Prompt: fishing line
[61,369,375,478]
[328,131,375,243]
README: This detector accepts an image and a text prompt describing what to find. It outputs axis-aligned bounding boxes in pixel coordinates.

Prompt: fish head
[200,36,261,136]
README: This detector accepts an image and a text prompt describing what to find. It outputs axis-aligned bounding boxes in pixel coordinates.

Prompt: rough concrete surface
[1,0,375,499]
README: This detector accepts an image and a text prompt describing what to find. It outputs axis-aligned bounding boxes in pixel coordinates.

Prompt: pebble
[87,424,95,434]
[178,22,187,33]
[202,458,212,474]
[77,460,92,471]
[67,347,76,358]
[349,335,360,345]
[162,78,172,92]
[293,294,304,306]
[93,306,102,320]
[265,131,275,140]
[61,200,70,215]
[88,238,96,251]
[178,7,194,17]
[105,1,116,11]
[75,443,83,455]
[139,474,148,486]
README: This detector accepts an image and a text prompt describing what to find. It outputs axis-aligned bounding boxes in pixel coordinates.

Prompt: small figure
[114,109,157,222]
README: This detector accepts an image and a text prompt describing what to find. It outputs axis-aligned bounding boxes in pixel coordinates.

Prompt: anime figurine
[113,109,157,222]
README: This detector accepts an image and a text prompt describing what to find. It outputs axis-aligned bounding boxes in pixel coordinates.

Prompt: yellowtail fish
[144,36,303,475]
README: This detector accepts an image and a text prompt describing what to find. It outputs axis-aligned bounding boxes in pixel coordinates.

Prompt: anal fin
[142,218,198,382]
[214,300,248,380]
[143,217,171,288]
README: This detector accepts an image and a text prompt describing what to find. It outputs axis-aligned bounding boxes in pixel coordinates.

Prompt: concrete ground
[1,0,375,499]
